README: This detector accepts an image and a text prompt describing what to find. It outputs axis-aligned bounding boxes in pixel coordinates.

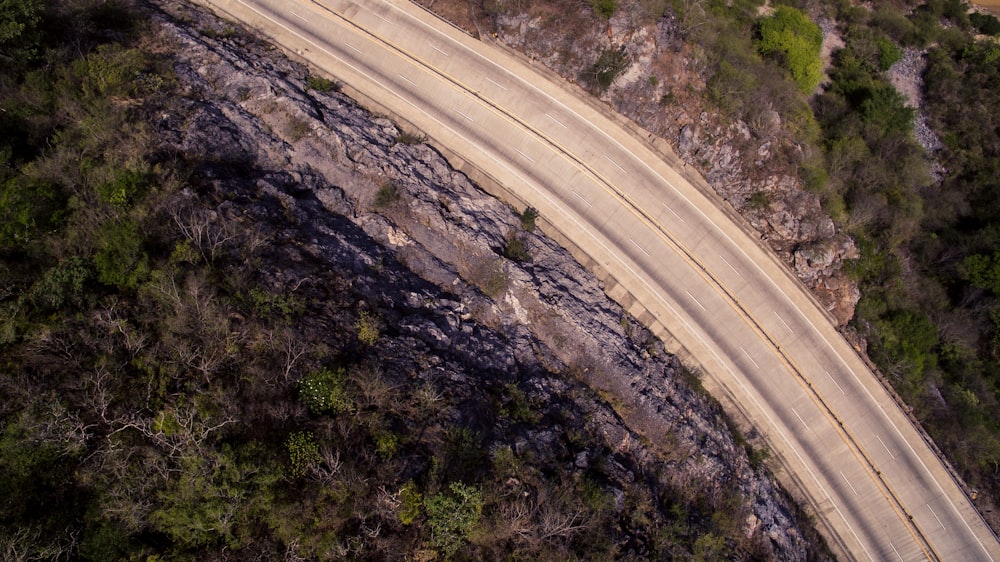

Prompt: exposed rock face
[149,0,830,558]
[481,0,861,323]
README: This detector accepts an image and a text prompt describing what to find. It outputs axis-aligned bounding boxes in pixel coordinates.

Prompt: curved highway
[194,0,1000,558]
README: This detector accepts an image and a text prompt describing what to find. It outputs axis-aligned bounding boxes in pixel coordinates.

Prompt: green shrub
[961,251,1000,296]
[583,46,630,94]
[424,482,483,558]
[0,0,44,60]
[971,12,1000,36]
[395,130,424,145]
[757,6,823,94]
[356,310,379,345]
[93,220,149,290]
[373,181,400,208]
[519,206,539,232]
[249,287,302,318]
[398,481,423,525]
[502,231,530,262]
[875,309,939,378]
[306,75,337,92]
[298,367,352,415]
[30,256,90,310]
[286,431,321,478]
[97,168,148,210]
[375,431,397,459]
[75,44,149,98]
[746,190,772,210]
[502,383,540,424]
[592,0,617,19]
[0,175,65,250]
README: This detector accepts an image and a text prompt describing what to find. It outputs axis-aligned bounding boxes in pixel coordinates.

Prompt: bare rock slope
[153,0,831,557]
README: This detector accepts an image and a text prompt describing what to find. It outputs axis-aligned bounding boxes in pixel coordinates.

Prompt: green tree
[150,446,279,549]
[757,6,823,94]
[0,0,44,61]
[93,220,150,290]
[962,252,1000,297]
[424,482,483,558]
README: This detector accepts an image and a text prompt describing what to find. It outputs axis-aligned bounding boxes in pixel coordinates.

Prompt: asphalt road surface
[195,0,1000,558]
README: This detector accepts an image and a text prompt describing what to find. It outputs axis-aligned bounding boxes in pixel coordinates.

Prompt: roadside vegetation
[668,0,1000,522]
[433,0,1000,527]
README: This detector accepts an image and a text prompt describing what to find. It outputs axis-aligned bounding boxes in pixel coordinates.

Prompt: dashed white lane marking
[719,254,741,277]
[604,154,627,174]
[685,290,707,311]
[571,191,592,207]
[840,471,859,496]
[740,346,761,369]
[513,147,534,163]
[824,369,846,395]
[876,434,896,461]
[545,112,568,128]
[774,310,794,334]
[662,203,685,224]
[485,76,508,91]
[791,407,811,431]
[629,238,650,257]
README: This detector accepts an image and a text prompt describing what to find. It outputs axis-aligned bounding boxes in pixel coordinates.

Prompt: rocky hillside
[0,0,831,558]
[158,0,826,556]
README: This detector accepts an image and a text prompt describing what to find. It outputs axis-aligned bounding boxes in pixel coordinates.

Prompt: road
[194,0,1000,558]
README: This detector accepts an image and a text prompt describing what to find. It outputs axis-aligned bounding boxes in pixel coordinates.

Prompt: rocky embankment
[464,0,861,325]
[152,0,829,557]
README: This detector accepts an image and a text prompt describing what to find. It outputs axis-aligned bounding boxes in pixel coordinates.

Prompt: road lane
[196,0,1000,558]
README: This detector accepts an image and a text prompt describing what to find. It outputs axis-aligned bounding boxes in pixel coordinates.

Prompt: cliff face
[151,0,830,557]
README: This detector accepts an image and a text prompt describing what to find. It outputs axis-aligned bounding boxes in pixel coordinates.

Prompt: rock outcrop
[149,0,831,557]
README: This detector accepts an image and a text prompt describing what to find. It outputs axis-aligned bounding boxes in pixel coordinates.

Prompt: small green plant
[746,444,771,470]
[286,431,321,478]
[298,367,351,415]
[356,310,380,346]
[398,481,423,525]
[97,168,148,210]
[502,231,531,262]
[249,287,301,318]
[375,431,398,459]
[583,46,630,94]
[746,190,772,210]
[468,256,508,298]
[306,75,337,92]
[503,383,541,424]
[395,130,425,145]
[592,0,617,19]
[519,206,539,232]
[373,181,400,208]
[285,116,311,141]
